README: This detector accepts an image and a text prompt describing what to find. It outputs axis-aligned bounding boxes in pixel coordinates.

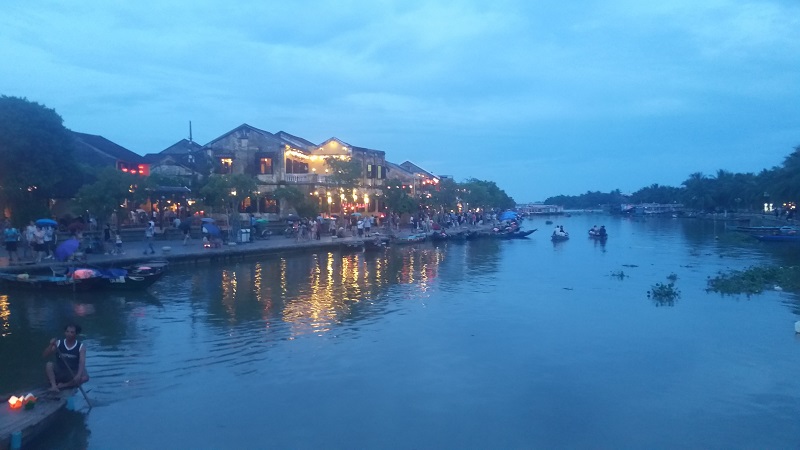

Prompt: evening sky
[2,0,798,201]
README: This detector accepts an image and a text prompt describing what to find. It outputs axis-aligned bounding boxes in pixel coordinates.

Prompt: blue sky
[2,0,798,201]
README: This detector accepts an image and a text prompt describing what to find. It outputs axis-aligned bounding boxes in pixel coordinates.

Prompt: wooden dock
[0,388,74,450]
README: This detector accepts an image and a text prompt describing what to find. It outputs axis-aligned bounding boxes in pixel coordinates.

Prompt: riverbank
[0,224,499,272]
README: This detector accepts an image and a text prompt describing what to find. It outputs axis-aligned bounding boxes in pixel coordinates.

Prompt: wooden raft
[0,387,74,449]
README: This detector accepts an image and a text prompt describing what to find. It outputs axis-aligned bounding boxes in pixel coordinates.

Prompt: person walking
[43,225,55,259]
[143,221,156,255]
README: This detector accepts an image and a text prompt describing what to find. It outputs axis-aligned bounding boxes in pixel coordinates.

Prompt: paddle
[55,348,93,409]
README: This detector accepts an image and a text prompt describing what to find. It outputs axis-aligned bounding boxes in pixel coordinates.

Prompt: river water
[2,214,799,449]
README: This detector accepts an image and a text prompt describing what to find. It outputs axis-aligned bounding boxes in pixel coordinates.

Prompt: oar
[56,350,92,409]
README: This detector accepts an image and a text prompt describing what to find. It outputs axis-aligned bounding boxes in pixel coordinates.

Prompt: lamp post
[229,189,237,243]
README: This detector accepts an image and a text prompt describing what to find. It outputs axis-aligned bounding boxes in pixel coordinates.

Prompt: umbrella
[255,219,269,224]
[54,238,80,262]
[36,218,57,227]
[498,211,517,221]
[202,223,221,237]
[201,218,215,223]
[351,212,363,217]
[285,214,300,221]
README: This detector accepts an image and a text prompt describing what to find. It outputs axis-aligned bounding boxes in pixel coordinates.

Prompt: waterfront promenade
[0,230,388,272]
[0,224,493,272]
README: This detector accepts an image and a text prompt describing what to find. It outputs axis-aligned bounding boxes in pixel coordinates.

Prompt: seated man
[44,323,89,392]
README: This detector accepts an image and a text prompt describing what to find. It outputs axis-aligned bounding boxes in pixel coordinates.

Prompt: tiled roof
[400,161,435,178]
[71,131,144,164]
[275,131,317,149]
[160,139,203,155]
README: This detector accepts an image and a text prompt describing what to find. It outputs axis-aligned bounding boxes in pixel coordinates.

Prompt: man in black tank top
[44,324,89,392]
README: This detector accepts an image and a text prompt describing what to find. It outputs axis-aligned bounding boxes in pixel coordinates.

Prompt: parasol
[35,218,57,227]
[54,238,80,262]
[202,223,221,237]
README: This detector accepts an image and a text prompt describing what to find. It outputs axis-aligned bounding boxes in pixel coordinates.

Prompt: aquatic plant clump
[648,282,680,306]
[706,265,800,295]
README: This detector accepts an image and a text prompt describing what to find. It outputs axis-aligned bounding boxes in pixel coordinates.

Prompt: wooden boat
[0,272,103,292]
[1,387,76,449]
[499,229,535,239]
[82,260,168,291]
[551,234,570,242]
[754,234,800,242]
[430,231,450,242]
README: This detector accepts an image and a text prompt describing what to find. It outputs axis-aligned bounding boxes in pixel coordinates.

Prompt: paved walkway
[0,225,461,272]
[0,232,374,272]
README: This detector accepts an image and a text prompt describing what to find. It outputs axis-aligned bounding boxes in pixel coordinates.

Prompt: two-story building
[202,124,389,218]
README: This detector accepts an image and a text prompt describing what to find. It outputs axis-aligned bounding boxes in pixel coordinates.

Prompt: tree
[325,157,362,187]
[199,175,256,212]
[0,96,83,224]
[273,185,319,218]
[383,178,417,216]
[74,168,140,224]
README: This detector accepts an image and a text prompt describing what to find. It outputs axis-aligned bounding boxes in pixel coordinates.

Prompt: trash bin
[238,228,251,243]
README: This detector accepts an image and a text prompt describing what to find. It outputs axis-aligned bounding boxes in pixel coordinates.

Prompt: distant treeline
[544,146,800,212]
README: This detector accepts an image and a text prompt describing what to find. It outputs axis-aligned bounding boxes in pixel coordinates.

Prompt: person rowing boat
[43,323,89,392]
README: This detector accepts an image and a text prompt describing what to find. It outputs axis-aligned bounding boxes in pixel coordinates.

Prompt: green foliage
[325,157,362,187]
[648,282,680,306]
[707,265,800,295]
[545,190,626,209]
[384,178,416,215]
[0,96,83,221]
[461,178,515,210]
[74,168,140,223]
[430,178,459,212]
[273,185,319,217]
[199,175,256,211]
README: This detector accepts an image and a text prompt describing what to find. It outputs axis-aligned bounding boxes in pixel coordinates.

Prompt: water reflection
[199,245,460,338]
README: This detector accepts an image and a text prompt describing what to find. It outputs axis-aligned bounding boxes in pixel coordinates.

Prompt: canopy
[202,224,221,237]
[498,211,518,221]
[54,238,80,262]
[35,218,57,227]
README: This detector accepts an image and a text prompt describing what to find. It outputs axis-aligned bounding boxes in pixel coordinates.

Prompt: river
[2,214,799,449]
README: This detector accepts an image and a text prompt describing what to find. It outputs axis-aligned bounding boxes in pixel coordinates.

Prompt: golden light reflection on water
[210,247,445,337]
[221,270,238,323]
[0,295,10,337]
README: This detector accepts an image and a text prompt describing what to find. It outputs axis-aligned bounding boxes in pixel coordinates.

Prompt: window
[259,157,273,174]
[285,158,308,174]
[219,158,233,174]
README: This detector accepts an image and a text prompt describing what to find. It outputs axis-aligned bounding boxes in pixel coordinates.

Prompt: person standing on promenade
[114,231,124,254]
[4,222,20,265]
[42,225,55,259]
[44,323,89,392]
[364,216,371,237]
[103,223,112,254]
[357,218,364,237]
[143,221,155,255]
[23,220,36,260]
